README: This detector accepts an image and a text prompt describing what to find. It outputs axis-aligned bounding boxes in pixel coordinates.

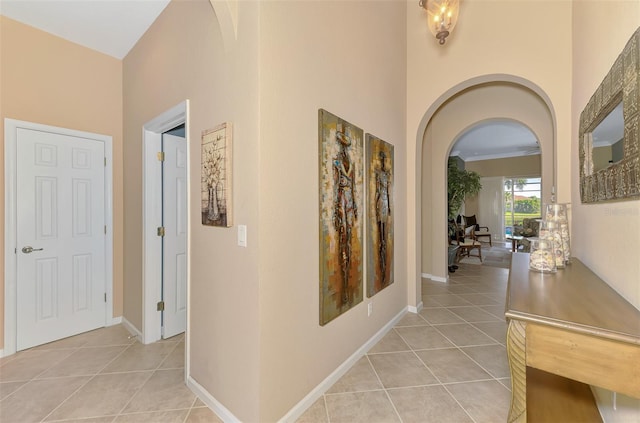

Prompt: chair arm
[477,226,489,232]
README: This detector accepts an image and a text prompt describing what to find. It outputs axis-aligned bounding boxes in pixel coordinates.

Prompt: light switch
[238,225,247,247]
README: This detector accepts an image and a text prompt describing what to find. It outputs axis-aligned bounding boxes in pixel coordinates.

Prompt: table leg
[506,319,527,423]
[511,238,517,252]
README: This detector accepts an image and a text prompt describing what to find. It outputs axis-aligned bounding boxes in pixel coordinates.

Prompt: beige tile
[428,294,473,307]
[114,409,188,422]
[448,306,502,323]
[420,296,442,307]
[368,352,437,388]
[445,285,479,294]
[82,326,137,347]
[45,371,152,421]
[421,284,450,295]
[101,343,176,373]
[394,326,454,350]
[185,406,224,423]
[434,324,496,347]
[418,308,464,325]
[446,380,510,423]
[394,313,428,327]
[327,357,382,393]
[498,377,512,391]
[0,376,90,423]
[368,330,410,354]
[415,348,491,383]
[0,349,74,382]
[0,381,26,400]
[460,345,510,378]
[160,332,185,343]
[471,321,508,344]
[32,333,92,350]
[159,342,185,369]
[193,398,206,408]
[387,385,473,423]
[455,293,500,306]
[479,305,507,320]
[325,390,400,423]
[295,397,328,423]
[39,346,127,378]
[123,369,194,413]
[50,417,117,423]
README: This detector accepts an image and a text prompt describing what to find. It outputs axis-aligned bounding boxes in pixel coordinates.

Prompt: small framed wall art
[201,122,232,227]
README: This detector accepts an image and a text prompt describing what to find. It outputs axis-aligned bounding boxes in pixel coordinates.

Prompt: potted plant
[447,158,482,220]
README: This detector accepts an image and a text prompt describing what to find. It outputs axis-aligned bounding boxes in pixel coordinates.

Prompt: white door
[162,133,187,338]
[16,128,106,350]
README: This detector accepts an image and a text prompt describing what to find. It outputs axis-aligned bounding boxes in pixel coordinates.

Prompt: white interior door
[162,133,187,338]
[16,128,106,350]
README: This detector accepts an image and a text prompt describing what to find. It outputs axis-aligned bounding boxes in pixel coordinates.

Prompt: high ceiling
[0,0,171,59]
[450,120,541,162]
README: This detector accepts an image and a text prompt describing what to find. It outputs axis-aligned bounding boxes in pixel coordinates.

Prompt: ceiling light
[419,0,459,45]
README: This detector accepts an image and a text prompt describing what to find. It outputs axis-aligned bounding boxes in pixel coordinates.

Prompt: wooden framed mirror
[579,27,640,203]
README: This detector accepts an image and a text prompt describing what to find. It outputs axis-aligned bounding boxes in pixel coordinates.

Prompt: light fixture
[419,0,460,45]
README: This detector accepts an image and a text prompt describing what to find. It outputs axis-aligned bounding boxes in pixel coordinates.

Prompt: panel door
[162,133,187,338]
[16,128,106,350]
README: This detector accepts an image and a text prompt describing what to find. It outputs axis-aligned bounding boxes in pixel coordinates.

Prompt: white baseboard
[121,317,143,342]
[0,349,4,358]
[108,316,123,326]
[278,307,408,423]
[422,273,448,283]
[187,375,241,423]
[408,301,423,314]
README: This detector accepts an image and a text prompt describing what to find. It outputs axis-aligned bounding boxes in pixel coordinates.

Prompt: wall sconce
[419,0,460,45]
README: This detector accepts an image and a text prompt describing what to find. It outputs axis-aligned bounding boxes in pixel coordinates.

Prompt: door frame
[3,118,113,357]
[142,101,189,345]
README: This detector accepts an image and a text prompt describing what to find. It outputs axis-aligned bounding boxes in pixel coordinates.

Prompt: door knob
[22,246,43,254]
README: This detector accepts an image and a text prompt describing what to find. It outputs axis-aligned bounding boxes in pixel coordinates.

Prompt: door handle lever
[22,246,43,254]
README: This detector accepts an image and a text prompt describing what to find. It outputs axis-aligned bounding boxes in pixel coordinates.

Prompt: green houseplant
[447,158,482,220]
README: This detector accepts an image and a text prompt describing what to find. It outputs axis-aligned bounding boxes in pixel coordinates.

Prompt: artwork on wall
[318,109,364,325]
[366,134,394,297]
[201,122,232,227]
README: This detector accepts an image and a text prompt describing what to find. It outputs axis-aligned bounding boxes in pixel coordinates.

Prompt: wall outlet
[367,303,373,317]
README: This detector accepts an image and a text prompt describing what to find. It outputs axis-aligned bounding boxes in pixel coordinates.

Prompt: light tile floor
[296,262,512,423]
[0,262,511,423]
[0,326,221,423]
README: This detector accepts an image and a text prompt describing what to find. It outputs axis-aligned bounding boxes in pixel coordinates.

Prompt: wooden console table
[505,254,640,422]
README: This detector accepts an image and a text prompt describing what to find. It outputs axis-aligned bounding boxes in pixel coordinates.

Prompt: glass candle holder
[529,237,557,273]
[545,203,568,222]
[539,220,565,269]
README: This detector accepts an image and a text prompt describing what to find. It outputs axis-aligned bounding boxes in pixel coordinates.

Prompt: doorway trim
[142,101,189,345]
[3,118,113,357]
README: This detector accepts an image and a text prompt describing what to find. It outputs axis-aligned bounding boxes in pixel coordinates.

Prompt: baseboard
[278,306,408,423]
[408,301,423,314]
[121,317,143,342]
[108,316,123,326]
[422,273,448,283]
[0,349,4,358]
[187,375,241,423]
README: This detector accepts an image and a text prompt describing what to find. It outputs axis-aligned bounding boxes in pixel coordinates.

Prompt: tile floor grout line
[364,354,403,423]
[39,340,138,422]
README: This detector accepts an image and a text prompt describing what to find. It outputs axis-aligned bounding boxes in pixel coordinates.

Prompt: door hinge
[157,152,165,162]
[104,293,107,302]
[157,226,165,237]
[157,301,165,311]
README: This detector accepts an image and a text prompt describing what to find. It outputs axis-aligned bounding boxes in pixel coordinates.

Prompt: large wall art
[318,109,364,325]
[366,134,394,297]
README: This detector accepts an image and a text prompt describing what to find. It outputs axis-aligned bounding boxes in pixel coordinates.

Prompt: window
[504,177,541,236]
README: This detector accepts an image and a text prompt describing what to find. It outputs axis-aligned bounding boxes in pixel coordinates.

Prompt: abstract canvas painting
[366,134,394,297]
[201,123,232,227]
[318,109,363,325]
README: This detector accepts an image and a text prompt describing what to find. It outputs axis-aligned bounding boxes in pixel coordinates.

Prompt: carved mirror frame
[579,27,640,203]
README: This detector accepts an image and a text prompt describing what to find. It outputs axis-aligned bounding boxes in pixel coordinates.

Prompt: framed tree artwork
[201,123,232,227]
[318,109,364,325]
[366,134,394,297]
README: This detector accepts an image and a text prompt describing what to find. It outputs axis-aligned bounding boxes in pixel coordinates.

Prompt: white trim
[108,316,123,326]
[142,101,189,345]
[187,376,241,423]
[422,273,448,283]
[121,317,143,341]
[278,307,408,423]
[4,118,113,356]
[0,349,4,358]
[408,301,424,314]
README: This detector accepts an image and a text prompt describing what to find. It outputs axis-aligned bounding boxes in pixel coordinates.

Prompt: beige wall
[408,0,572,287]
[258,1,407,420]
[122,0,261,421]
[0,16,123,351]
[420,83,554,275]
